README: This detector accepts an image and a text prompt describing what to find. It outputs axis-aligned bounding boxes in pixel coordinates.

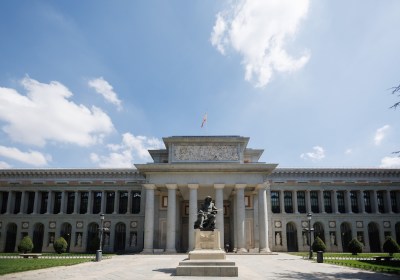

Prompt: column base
[141,248,154,254]
[165,249,177,253]
[236,248,248,253]
[260,248,271,253]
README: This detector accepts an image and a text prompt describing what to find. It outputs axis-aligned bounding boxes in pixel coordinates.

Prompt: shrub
[348,238,363,255]
[383,236,400,256]
[53,237,68,254]
[312,236,326,252]
[18,236,34,253]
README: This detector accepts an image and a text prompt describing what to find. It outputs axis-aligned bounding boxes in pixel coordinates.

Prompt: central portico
[135,136,277,253]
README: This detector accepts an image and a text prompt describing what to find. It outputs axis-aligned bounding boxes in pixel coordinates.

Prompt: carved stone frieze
[173,144,239,162]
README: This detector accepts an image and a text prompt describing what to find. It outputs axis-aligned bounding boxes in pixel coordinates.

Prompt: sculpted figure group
[194,196,219,231]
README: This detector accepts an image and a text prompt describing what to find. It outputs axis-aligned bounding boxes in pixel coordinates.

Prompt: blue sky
[0,0,399,169]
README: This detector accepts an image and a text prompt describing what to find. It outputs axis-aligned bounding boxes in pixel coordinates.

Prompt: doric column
[46,191,52,214]
[59,191,66,214]
[188,184,198,251]
[113,191,119,214]
[87,191,93,214]
[19,191,26,214]
[280,190,285,214]
[214,184,225,246]
[235,184,247,253]
[293,190,299,214]
[127,191,132,214]
[143,184,156,253]
[319,190,325,213]
[73,191,79,214]
[333,190,339,214]
[257,183,271,252]
[305,190,311,213]
[100,191,106,214]
[386,191,393,214]
[6,191,12,214]
[232,191,237,251]
[166,184,177,253]
[372,190,379,213]
[32,191,39,215]
[359,190,365,213]
[346,190,352,214]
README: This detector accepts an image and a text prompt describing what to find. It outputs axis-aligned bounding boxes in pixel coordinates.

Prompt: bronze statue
[194,196,218,231]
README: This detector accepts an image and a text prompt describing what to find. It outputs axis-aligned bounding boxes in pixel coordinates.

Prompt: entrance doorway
[114,222,126,252]
[286,222,298,252]
[32,223,44,253]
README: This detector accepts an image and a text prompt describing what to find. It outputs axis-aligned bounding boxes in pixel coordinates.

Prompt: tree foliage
[312,236,326,252]
[53,237,68,254]
[383,236,400,256]
[18,236,34,253]
[348,238,363,255]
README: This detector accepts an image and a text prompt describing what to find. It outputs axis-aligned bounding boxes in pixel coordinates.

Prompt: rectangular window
[53,192,62,214]
[1,192,8,214]
[310,191,319,213]
[132,191,141,214]
[40,192,48,214]
[92,191,102,214]
[66,192,75,214]
[284,191,293,213]
[80,192,88,214]
[14,192,22,214]
[106,191,115,214]
[390,191,398,213]
[297,191,306,213]
[337,191,345,213]
[26,192,35,214]
[119,191,128,214]
[350,191,358,213]
[364,191,371,213]
[377,191,385,213]
[270,191,280,213]
[323,191,332,213]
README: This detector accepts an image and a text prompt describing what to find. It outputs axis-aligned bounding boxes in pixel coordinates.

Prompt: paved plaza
[2,253,398,280]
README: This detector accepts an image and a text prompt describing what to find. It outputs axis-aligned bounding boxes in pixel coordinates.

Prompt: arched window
[114,222,126,252]
[33,223,44,253]
[60,223,72,252]
[368,222,381,252]
[5,223,17,252]
[86,222,99,253]
[340,222,352,252]
[313,222,325,243]
[286,222,298,252]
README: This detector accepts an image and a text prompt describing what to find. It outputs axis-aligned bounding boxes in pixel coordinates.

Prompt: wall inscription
[173,144,239,162]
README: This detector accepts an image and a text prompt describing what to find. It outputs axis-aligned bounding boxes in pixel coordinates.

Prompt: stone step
[178,260,236,266]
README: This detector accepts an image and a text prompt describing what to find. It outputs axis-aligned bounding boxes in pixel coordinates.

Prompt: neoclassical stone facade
[0,136,399,254]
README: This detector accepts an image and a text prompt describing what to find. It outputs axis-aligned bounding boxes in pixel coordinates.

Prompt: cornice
[270,168,400,179]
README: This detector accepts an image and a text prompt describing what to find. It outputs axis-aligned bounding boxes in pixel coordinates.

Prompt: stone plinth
[176,229,238,277]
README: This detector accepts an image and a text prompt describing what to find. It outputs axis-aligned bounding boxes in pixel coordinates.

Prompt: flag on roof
[201,113,207,128]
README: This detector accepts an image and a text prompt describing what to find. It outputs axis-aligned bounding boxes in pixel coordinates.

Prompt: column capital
[188,184,199,190]
[143,184,156,190]
[235,184,247,189]
[166,184,177,190]
[214,184,225,189]
[256,182,270,190]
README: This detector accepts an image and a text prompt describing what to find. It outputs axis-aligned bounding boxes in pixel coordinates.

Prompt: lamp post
[96,213,105,262]
[307,212,313,259]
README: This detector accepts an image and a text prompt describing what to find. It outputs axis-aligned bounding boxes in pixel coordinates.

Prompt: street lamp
[96,213,105,262]
[307,212,313,259]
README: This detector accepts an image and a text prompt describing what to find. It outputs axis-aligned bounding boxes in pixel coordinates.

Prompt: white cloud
[211,0,310,88]
[345,148,352,155]
[0,77,114,147]
[379,156,400,168]
[0,161,11,168]
[88,77,122,111]
[0,145,50,166]
[374,125,390,145]
[300,146,325,161]
[90,133,164,168]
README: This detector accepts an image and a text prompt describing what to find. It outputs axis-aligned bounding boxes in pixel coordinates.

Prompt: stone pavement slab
[2,253,398,280]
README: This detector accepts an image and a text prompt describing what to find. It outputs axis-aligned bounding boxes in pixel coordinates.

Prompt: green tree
[383,236,400,256]
[348,238,363,255]
[53,237,68,254]
[18,236,34,253]
[312,236,326,252]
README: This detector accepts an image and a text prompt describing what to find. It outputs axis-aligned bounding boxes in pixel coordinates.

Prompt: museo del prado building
[0,136,399,254]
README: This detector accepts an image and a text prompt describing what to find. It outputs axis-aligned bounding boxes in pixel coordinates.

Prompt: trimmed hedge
[348,238,363,255]
[18,236,34,253]
[53,237,68,254]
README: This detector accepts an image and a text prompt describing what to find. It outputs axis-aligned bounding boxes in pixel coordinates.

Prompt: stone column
[32,191,39,214]
[293,190,299,214]
[257,183,271,252]
[101,191,106,214]
[127,191,132,214]
[385,191,392,214]
[214,184,225,246]
[6,191,12,214]
[280,190,285,214]
[143,184,156,253]
[87,191,93,214]
[114,191,120,214]
[333,190,339,214]
[73,191,79,214]
[166,184,177,253]
[359,190,365,213]
[188,184,198,251]
[305,190,311,213]
[232,191,238,251]
[319,190,325,214]
[346,190,352,214]
[372,190,379,213]
[59,191,66,214]
[46,191,52,214]
[19,191,26,214]
[235,184,247,253]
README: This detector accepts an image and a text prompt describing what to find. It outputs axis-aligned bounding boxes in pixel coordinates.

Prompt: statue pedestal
[176,229,238,277]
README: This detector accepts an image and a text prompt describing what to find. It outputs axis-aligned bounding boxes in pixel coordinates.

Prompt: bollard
[96,250,102,262]
[317,251,323,263]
